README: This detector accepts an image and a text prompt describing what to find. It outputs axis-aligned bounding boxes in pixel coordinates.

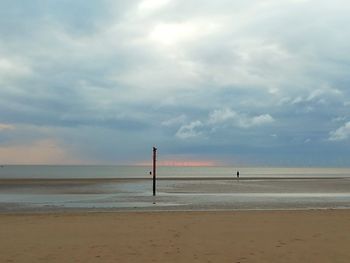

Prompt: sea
[0,165,350,212]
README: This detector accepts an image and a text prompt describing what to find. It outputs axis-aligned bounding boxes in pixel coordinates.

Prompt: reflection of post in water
[152,146,157,196]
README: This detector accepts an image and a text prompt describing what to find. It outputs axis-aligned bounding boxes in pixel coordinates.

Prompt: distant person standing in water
[236,171,240,179]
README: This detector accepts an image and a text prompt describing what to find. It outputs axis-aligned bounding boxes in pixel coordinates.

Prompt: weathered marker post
[152,146,157,196]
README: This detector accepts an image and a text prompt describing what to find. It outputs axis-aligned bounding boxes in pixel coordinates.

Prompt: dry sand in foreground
[0,210,349,263]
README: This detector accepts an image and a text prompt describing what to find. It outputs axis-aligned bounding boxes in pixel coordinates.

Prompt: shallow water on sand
[1,170,350,212]
[1,165,350,179]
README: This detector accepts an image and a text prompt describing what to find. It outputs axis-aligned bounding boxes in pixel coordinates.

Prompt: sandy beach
[1,210,349,263]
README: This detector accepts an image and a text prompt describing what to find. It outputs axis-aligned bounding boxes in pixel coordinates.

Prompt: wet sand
[1,178,350,212]
[1,210,350,263]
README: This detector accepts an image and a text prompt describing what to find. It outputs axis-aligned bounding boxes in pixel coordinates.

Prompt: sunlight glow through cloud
[149,22,197,45]
[0,124,15,131]
[0,140,79,165]
[138,0,171,12]
[136,160,217,167]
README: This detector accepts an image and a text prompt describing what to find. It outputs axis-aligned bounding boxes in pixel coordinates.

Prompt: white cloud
[176,121,203,139]
[248,114,275,127]
[291,87,342,105]
[307,87,341,101]
[0,58,31,80]
[291,96,303,105]
[332,116,346,122]
[329,122,350,141]
[208,108,274,128]
[174,109,274,140]
[161,114,187,126]
[304,138,311,143]
[268,87,279,94]
[208,108,237,124]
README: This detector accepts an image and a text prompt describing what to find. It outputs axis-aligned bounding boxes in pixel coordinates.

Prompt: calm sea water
[1,165,350,179]
[1,166,350,212]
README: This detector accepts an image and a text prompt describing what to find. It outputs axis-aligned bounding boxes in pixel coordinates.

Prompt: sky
[0,0,350,166]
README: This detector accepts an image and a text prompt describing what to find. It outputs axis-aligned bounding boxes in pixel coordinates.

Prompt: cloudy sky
[0,0,350,166]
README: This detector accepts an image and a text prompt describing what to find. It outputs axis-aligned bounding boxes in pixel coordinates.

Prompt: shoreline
[1,206,350,216]
[0,176,349,183]
[1,206,349,215]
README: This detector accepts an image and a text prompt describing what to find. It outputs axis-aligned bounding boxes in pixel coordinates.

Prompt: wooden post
[152,146,157,196]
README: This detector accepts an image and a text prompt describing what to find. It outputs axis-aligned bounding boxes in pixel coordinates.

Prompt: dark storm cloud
[1,0,350,165]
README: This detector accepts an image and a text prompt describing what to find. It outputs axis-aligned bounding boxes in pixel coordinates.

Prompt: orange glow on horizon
[135,160,217,167]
